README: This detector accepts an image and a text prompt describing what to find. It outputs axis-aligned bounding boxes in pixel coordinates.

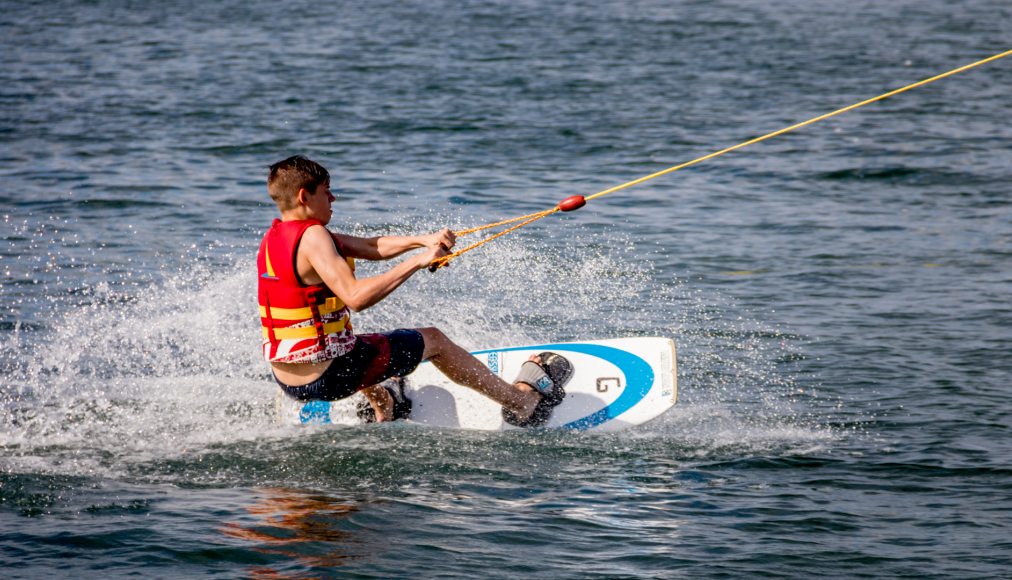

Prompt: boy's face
[304,180,335,224]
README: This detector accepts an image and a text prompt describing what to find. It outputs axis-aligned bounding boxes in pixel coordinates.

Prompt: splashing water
[1,213,835,484]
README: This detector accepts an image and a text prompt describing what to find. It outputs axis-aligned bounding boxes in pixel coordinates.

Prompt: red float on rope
[558,195,586,212]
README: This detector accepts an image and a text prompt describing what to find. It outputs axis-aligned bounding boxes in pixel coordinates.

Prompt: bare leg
[416,327,540,420]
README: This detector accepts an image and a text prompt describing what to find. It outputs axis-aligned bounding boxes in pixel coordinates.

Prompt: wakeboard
[275,337,677,432]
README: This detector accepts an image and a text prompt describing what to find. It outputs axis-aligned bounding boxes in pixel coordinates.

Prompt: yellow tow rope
[430,49,1011,271]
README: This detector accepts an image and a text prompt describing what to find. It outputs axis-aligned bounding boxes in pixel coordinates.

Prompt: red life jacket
[257,219,356,363]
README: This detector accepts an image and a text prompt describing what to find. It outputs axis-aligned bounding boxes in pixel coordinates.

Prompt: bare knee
[417,327,450,360]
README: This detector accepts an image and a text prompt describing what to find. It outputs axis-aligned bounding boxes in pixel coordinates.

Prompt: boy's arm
[333,228,455,261]
[301,225,447,312]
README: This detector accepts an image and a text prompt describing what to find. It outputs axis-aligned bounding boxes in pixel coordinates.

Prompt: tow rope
[429,49,1011,271]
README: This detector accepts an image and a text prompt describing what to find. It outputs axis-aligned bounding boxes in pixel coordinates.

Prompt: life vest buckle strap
[304,289,327,349]
[262,292,278,345]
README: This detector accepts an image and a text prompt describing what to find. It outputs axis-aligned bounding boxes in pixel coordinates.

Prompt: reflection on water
[220,488,364,577]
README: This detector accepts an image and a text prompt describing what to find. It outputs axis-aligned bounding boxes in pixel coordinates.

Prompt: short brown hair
[267,156,330,211]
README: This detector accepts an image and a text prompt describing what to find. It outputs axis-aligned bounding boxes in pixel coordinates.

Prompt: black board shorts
[274,329,425,401]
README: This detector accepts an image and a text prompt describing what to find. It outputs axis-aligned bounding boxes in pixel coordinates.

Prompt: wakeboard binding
[356,376,413,423]
[502,351,574,428]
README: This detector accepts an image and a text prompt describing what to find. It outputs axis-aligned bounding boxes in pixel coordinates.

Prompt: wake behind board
[276,337,677,432]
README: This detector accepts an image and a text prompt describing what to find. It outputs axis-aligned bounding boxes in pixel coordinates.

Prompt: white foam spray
[1,215,835,480]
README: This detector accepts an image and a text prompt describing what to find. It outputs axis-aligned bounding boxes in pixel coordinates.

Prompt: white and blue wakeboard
[275,336,677,432]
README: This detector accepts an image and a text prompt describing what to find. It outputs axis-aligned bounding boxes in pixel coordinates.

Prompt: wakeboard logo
[487,352,499,374]
[536,376,553,392]
[596,377,621,393]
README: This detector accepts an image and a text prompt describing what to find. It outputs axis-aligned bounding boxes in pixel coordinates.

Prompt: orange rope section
[429,207,559,270]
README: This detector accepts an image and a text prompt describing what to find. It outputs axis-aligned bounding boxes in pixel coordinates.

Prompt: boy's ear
[295,188,311,206]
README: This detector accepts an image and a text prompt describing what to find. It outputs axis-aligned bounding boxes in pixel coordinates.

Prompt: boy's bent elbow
[345,300,368,313]
[344,293,379,312]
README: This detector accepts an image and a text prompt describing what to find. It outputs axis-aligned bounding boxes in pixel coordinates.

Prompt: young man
[258,156,571,426]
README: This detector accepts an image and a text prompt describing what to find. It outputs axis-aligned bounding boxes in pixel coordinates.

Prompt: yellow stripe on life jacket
[259,297,346,321]
[264,239,277,278]
[261,316,349,341]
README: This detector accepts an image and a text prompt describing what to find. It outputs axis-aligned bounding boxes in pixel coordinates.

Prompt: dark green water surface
[2,0,1010,577]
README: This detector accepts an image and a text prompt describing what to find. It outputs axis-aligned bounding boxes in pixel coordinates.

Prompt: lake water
[2,0,1010,577]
